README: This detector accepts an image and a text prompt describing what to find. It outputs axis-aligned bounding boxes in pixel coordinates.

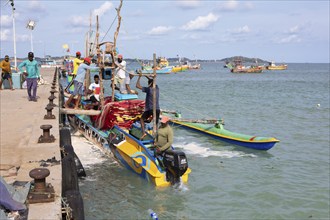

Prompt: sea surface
[69,62,329,219]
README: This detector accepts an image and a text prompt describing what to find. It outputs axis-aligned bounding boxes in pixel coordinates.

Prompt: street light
[6,0,17,69]
[26,20,36,52]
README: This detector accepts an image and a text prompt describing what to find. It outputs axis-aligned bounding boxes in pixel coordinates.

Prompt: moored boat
[67,98,191,187]
[162,112,279,150]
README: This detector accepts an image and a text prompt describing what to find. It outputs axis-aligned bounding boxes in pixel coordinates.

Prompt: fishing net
[93,97,145,130]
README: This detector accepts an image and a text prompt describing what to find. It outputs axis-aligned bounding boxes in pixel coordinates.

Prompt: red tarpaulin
[92,99,145,130]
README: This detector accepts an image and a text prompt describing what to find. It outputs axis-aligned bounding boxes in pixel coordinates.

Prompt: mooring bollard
[44,105,55,119]
[48,95,56,107]
[28,168,55,203]
[38,124,55,143]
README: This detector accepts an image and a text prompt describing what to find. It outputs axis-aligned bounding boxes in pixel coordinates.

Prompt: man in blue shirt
[18,52,40,102]
[136,75,160,139]
[64,57,101,109]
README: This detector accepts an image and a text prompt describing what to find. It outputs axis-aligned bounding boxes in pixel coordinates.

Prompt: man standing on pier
[0,55,14,90]
[18,52,40,102]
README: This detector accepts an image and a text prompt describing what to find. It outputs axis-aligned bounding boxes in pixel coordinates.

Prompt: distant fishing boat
[138,57,173,74]
[228,58,263,73]
[266,61,288,70]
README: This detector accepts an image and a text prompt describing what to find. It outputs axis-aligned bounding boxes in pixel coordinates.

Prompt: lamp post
[26,20,36,52]
[8,0,17,69]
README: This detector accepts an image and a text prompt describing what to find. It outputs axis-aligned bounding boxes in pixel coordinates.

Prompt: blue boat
[163,115,279,150]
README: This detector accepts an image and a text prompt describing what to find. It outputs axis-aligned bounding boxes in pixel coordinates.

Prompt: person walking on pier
[18,52,40,101]
[0,55,14,90]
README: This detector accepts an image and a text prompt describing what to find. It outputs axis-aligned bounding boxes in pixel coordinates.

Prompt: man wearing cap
[18,52,40,101]
[72,51,83,76]
[64,57,101,109]
[136,74,160,139]
[114,54,126,93]
[154,116,173,155]
[0,55,14,90]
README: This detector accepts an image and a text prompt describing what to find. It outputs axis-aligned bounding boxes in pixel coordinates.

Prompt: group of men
[63,51,172,154]
[1,52,40,102]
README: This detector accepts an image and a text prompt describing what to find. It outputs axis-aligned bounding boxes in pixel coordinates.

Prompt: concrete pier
[0,67,62,219]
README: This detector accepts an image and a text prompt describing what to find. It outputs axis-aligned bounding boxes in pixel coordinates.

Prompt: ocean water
[71,62,330,219]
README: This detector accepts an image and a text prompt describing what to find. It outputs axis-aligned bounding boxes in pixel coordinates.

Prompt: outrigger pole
[111,0,123,102]
[95,15,105,108]
[152,53,157,136]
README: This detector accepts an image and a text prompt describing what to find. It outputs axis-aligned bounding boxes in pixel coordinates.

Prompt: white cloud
[176,0,201,9]
[218,0,239,11]
[0,29,11,41]
[182,13,219,31]
[288,25,300,34]
[230,25,251,34]
[0,15,12,28]
[277,34,302,43]
[147,26,173,35]
[68,16,89,27]
[28,0,46,12]
[92,1,113,17]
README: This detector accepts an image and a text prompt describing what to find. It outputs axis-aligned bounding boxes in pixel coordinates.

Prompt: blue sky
[1,0,329,63]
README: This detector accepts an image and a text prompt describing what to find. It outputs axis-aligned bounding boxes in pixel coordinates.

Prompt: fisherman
[72,51,83,76]
[154,116,173,155]
[84,74,101,110]
[136,74,160,139]
[114,54,126,93]
[65,51,83,93]
[64,57,102,109]
[0,55,14,90]
[122,71,138,95]
[18,52,40,101]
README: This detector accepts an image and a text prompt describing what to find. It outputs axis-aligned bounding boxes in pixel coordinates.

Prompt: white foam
[175,141,256,158]
[71,134,107,167]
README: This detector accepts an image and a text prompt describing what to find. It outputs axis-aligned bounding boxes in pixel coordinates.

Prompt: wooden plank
[60,108,101,115]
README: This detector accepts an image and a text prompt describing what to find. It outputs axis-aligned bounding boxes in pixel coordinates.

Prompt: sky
[0,0,329,63]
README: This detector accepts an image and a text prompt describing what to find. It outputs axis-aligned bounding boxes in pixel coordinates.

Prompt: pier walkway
[0,67,62,219]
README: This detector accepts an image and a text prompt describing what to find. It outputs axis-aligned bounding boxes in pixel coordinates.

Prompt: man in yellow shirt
[72,51,83,76]
[0,55,14,90]
[66,51,83,93]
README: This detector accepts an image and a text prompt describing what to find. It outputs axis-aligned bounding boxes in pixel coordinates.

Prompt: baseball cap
[118,54,123,59]
[160,116,170,123]
[84,57,91,64]
[28,52,34,57]
[76,51,81,56]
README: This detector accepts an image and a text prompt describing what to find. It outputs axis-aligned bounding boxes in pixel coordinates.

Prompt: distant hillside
[5,55,270,64]
[220,56,269,64]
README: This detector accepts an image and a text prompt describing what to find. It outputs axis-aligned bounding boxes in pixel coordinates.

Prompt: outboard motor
[162,150,188,184]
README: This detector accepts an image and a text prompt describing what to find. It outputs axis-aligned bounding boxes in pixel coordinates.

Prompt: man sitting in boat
[154,116,173,155]
[84,74,100,110]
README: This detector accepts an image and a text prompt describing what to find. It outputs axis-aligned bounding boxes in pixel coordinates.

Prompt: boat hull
[170,120,279,150]
[72,115,191,186]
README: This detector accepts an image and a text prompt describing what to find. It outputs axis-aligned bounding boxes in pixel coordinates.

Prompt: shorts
[1,73,11,80]
[141,109,160,124]
[72,80,84,96]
